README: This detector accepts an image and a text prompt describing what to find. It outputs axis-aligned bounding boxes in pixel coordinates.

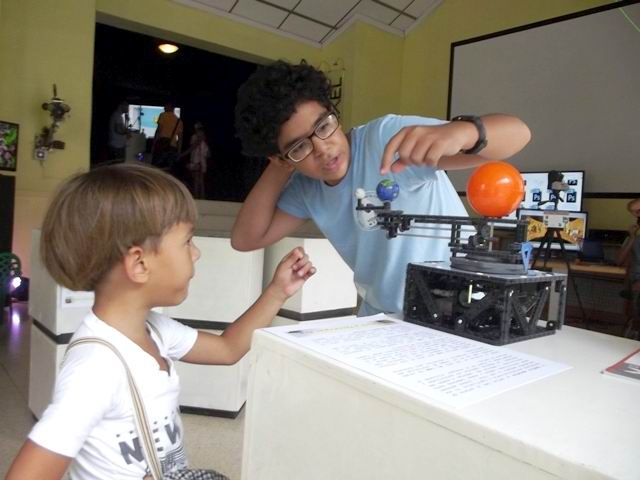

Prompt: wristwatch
[451,115,487,154]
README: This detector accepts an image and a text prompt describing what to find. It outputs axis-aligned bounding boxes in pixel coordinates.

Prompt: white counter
[242,323,640,480]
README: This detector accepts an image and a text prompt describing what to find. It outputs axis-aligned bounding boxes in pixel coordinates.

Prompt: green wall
[0,0,97,275]
[323,22,405,128]
[0,0,96,191]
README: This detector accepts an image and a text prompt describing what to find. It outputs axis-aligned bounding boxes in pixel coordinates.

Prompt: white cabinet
[166,236,264,416]
[262,237,357,320]
[28,230,93,418]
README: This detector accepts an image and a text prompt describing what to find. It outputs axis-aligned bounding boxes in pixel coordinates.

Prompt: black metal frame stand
[531,227,588,326]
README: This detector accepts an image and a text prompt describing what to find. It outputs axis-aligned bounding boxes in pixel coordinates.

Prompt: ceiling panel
[391,14,415,31]
[295,0,360,26]
[233,0,288,27]
[280,13,333,42]
[192,0,236,11]
[391,15,415,32]
[379,0,412,10]
[176,0,443,45]
[262,0,299,9]
[354,0,400,25]
[405,0,440,18]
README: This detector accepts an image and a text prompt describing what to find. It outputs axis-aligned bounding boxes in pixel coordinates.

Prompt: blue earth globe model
[376,179,400,201]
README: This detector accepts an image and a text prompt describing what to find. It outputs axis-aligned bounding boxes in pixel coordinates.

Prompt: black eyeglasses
[283,113,340,163]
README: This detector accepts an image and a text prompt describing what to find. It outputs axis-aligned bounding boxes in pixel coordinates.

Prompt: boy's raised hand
[269,247,316,299]
[380,122,473,174]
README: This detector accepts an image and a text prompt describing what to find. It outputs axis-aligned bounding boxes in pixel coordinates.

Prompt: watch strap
[451,115,487,154]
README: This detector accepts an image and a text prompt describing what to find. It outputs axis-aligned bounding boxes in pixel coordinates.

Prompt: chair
[0,252,22,321]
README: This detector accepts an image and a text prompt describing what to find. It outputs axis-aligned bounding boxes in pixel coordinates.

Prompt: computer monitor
[497,170,585,225]
[127,105,181,138]
[517,208,588,252]
[520,170,584,211]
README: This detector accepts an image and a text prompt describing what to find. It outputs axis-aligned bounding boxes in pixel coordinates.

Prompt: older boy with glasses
[232,60,531,316]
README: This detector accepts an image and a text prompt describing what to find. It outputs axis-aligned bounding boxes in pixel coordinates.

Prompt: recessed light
[158,43,179,54]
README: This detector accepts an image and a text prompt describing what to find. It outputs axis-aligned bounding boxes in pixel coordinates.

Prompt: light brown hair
[41,163,197,291]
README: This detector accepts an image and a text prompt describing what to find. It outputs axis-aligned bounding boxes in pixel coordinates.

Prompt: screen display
[497,170,585,225]
[518,208,588,252]
[127,105,181,138]
[520,171,584,212]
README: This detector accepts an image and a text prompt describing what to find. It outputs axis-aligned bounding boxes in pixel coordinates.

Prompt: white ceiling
[176,0,443,46]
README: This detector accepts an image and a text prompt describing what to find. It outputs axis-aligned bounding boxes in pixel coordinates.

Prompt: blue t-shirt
[277,114,468,315]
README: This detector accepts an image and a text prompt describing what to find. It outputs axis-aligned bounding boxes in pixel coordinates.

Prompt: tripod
[531,222,588,326]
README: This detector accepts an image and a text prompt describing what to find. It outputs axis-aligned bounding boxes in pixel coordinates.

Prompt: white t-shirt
[29,311,198,479]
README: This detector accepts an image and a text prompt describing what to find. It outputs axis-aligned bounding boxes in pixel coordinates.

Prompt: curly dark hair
[235,60,334,157]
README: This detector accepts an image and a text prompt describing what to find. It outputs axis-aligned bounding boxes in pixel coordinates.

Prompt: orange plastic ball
[466,161,524,217]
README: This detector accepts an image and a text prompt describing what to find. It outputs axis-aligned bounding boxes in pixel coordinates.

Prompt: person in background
[181,122,210,199]
[152,102,183,171]
[6,163,315,479]
[107,101,130,162]
[232,60,531,316]
[617,198,640,338]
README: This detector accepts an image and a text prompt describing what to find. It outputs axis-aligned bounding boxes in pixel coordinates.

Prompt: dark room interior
[91,23,267,202]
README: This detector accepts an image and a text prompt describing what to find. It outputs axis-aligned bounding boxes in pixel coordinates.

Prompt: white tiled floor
[0,303,245,479]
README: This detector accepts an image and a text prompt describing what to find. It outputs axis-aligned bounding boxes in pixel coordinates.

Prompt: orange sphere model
[466,161,524,217]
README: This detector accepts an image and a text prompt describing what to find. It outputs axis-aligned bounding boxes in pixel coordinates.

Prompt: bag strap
[169,118,181,141]
[65,337,164,480]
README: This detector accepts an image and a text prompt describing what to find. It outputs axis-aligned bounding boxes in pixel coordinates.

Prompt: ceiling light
[158,43,179,54]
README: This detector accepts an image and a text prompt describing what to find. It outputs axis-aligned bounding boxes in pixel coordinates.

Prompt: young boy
[232,60,531,316]
[6,163,315,479]
[618,198,640,338]
[618,198,640,280]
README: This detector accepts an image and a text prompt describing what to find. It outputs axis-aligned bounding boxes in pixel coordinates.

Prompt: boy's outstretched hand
[184,247,315,366]
[268,247,316,300]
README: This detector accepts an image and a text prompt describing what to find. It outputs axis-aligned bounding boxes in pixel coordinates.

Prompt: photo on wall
[0,120,19,172]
